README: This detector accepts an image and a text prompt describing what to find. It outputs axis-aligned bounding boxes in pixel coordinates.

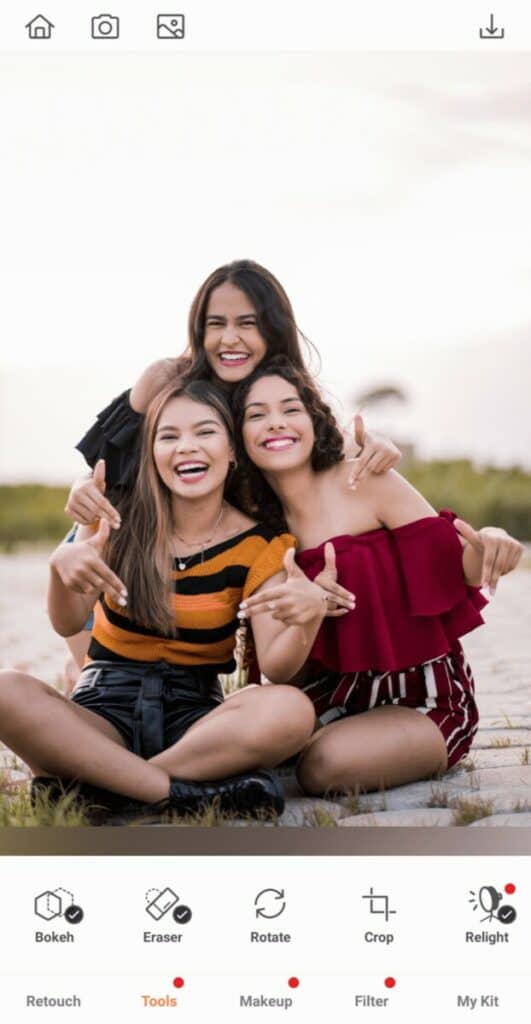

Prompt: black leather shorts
[71,660,224,758]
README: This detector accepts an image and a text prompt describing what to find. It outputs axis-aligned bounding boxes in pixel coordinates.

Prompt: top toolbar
[4,2,530,51]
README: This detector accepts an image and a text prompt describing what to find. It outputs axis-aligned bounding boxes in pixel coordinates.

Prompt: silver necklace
[174,503,226,571]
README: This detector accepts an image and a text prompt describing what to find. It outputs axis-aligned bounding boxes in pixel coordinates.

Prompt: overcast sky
[1,52,530,481]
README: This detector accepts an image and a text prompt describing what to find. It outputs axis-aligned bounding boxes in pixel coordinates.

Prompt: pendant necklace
[174,503,226,571]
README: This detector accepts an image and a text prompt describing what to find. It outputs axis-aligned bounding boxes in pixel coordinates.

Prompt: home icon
[25,14,55,39]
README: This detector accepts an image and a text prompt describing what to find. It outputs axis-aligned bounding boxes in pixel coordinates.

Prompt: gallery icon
[25,15,54,39]
[157,14,185,39]
[91,13,120,39]
[34,887,84,924]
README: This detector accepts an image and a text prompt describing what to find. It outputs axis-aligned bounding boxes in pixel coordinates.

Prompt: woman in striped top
[0,381,334,820]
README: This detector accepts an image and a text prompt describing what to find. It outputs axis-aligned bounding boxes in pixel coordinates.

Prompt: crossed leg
[296,704,448,795]
[0,670,315,804]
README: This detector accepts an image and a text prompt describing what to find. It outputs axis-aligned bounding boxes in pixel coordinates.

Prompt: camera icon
[91,13,120,39]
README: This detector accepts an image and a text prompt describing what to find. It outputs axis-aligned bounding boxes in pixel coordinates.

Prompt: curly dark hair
[232,356,345,531]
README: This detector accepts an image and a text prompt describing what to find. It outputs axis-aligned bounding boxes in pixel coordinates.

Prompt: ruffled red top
[296,510,487,673]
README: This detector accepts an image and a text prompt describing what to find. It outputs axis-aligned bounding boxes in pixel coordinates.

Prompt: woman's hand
[239,549,337,627]
[313,542,356,617]
[454,518,523,594]
[50,519,128,606]
[65,459,121,529]
[347,414,401,488]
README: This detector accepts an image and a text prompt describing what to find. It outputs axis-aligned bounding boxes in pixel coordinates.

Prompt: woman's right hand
[313,542,356,617]
[65,459,121,529]
[50,520,128,606]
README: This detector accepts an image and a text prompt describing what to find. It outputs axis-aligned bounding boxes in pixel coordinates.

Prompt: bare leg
[0,672,314,802]
[150,684,315,779]
[0,670,170,803]
[296,705,448,795]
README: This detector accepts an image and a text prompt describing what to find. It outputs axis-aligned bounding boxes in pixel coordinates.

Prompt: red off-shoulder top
[295,510,487,674]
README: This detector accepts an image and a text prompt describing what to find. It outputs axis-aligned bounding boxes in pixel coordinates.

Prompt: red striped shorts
[301,644,479,770]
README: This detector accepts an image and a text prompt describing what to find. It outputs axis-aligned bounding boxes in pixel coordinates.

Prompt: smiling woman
[0,380,327,823]
[233,356,524,795]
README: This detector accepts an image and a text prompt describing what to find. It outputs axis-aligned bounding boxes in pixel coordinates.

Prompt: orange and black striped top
[88,525,294,674]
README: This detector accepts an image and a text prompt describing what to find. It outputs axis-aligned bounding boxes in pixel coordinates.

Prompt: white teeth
[175,463,208,475]
[220,352,249,362]
[264,439,295,450]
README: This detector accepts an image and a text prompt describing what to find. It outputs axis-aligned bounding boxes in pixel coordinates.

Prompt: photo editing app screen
[1,1,530,1019]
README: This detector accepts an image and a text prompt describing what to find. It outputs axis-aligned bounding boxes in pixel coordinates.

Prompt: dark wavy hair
[232,356,345,531]
[183,260,319,386]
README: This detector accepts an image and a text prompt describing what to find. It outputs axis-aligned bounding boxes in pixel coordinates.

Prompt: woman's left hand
[454,519,523,594]
[239,549,337,627]
[347,414,401,488]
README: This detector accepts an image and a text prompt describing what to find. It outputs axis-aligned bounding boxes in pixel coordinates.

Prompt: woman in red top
[234,358,523,794]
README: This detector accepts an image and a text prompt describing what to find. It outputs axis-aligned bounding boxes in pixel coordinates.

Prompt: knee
[0,669,27,708]
[0,670,55,713]
[296,741,347,796]
[260,686,315,750]
[233,685,315,759]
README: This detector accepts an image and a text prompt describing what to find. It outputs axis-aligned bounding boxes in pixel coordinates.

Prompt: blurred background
[1,51,530,548]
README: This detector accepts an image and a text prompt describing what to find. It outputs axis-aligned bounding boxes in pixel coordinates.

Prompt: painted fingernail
[239,601,247,610]
[237,611,247,619]
[118,597,127,607]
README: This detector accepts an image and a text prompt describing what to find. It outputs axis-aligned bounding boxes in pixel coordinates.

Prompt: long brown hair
[184,260,320,385]
[106,381,235,634]
[232,356,345,531]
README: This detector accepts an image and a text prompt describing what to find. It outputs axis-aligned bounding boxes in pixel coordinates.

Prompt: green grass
[0,485,70,551]
[0,772,283,828]
[2,459,531,550]
[403,459,531,539]
[451,797,494,826]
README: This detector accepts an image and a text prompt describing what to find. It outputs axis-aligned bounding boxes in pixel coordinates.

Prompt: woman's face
[241,375,315,475]
[153,396,234,499]
[203,281,268,382]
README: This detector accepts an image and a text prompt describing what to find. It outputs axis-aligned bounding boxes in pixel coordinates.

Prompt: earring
[229,458,238,470]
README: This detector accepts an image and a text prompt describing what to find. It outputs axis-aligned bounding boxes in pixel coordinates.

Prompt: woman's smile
[261,436,299,452]
[173,460,210,484]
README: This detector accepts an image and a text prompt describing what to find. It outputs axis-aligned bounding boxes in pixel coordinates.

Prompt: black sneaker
[168,769,285,818]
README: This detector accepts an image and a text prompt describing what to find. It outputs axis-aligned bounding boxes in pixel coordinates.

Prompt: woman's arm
[361,470,523,589]
[240,551,334,683]
[129,357,185,413]
[47,521,127,636]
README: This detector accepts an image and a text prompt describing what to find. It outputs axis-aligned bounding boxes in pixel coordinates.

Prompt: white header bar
[4,1,528,52]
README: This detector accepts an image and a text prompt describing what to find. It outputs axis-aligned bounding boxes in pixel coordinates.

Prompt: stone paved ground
[1,551,530,826]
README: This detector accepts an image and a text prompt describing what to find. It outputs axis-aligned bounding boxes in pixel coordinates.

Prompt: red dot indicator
[172,977,185,989]
[505,883,516,895]
[384,977,396,989]
[288,977,300,989]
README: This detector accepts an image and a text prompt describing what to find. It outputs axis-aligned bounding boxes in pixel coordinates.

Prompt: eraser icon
[145,887,179,920]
